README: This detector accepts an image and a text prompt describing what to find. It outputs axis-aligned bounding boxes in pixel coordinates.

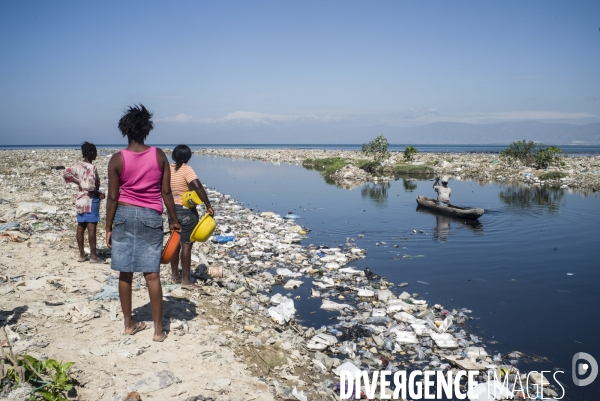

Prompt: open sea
[186,154,599,400]
[2,143,600,156]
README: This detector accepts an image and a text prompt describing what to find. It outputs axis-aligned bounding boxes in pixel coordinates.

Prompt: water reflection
[361,182,390,205]
[416,206,483,242]
[402,178,417,192]
[498,185,566,214]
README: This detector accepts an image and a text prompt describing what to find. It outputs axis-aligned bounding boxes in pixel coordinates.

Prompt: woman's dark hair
[118,104,154,143]
[172,145,192,171]
[81,142,97,161]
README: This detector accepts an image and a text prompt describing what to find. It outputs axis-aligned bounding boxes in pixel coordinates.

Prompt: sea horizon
[2,143,600,155]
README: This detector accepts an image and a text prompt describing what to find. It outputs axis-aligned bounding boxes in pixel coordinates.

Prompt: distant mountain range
[198,120,600,145]
[383,121,600,145]
[4,119,599,146]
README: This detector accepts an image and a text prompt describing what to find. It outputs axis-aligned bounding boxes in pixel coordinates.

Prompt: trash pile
[329,164,394,188]
[0,149,115,246]
[196,147,600,190]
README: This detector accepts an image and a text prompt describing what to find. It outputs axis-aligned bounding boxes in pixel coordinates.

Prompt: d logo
[572,352,598,386]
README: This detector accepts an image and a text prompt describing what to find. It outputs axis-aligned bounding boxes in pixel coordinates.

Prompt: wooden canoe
[416,196,484,220]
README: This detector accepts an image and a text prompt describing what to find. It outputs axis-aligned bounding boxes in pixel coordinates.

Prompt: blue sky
[1,1,599,144]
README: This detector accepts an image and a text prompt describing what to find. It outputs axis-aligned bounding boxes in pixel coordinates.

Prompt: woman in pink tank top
[105,104,181,342]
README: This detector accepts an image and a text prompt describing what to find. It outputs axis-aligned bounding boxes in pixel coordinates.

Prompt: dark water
[2,143,600,155]
[189,155,599,400]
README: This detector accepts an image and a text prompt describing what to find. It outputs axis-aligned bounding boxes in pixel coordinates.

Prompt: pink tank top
[118,147,163,213]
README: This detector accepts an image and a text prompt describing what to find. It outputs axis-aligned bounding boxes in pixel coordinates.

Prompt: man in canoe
[433,176,451,206]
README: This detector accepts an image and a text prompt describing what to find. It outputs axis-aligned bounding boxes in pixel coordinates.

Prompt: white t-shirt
[434,186,451,203]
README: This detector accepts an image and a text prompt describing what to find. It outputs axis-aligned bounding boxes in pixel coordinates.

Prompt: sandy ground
[1,238,281,401]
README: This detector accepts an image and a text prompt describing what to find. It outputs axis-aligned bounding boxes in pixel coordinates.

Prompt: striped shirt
[170,163,198,206]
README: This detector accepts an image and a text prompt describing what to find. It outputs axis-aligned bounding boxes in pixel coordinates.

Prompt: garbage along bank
[0,149,565,401]
[195,147,600,190]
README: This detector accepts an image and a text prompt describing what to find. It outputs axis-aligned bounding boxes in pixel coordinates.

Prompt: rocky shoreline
[0,148,572,400]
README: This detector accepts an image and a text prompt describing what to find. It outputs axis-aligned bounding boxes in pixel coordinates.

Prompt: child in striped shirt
[169,145,214,289]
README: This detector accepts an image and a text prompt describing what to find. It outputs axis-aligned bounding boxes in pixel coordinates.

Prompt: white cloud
[158,111,346,125]
[214,111,302,123]
[159,113,196,122]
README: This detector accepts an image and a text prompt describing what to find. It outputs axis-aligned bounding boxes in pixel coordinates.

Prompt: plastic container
[160,231,180,264]
[181,190,202,209]
[190,213,216,243]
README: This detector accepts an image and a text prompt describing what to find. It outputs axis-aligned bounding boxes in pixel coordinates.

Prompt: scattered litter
[268,296,295,324]
[15,202,57,218]
[291,386,307,401]
[64,304,95,324]
[128,370,180,394]
[0,223,20,231]
[307,333,337,351]
[213,235,235,243]
[430,333,459,348]
[320,299,353,311]
[89,284,119,301]
[283,279,303,289]
[283,214,301,220]
[276,268,302,277]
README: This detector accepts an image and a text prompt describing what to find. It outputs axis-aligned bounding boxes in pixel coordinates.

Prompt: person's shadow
[131,296,197,331]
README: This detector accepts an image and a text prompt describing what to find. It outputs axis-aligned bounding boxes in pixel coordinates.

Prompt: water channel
[190,155,599,400]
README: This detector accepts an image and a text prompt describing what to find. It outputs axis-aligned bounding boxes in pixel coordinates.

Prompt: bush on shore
[501,140,564,169]
[403,145,418,161]
[361,135,390,162]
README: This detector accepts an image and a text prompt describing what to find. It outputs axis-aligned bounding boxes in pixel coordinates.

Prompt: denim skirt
[110,206,163,273]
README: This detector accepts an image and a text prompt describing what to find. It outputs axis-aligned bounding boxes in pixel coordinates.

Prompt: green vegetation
[501,140,565,168]
[303,138,431,180]
[358,160,380,174]
[534,145,564,169]
[302,157,348,175]
[3,354,74,401]
[403,145,418,161]
[392,164,434,175]
[500,140,536,163]
[540,171,567,180]
[361,135,390,162]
